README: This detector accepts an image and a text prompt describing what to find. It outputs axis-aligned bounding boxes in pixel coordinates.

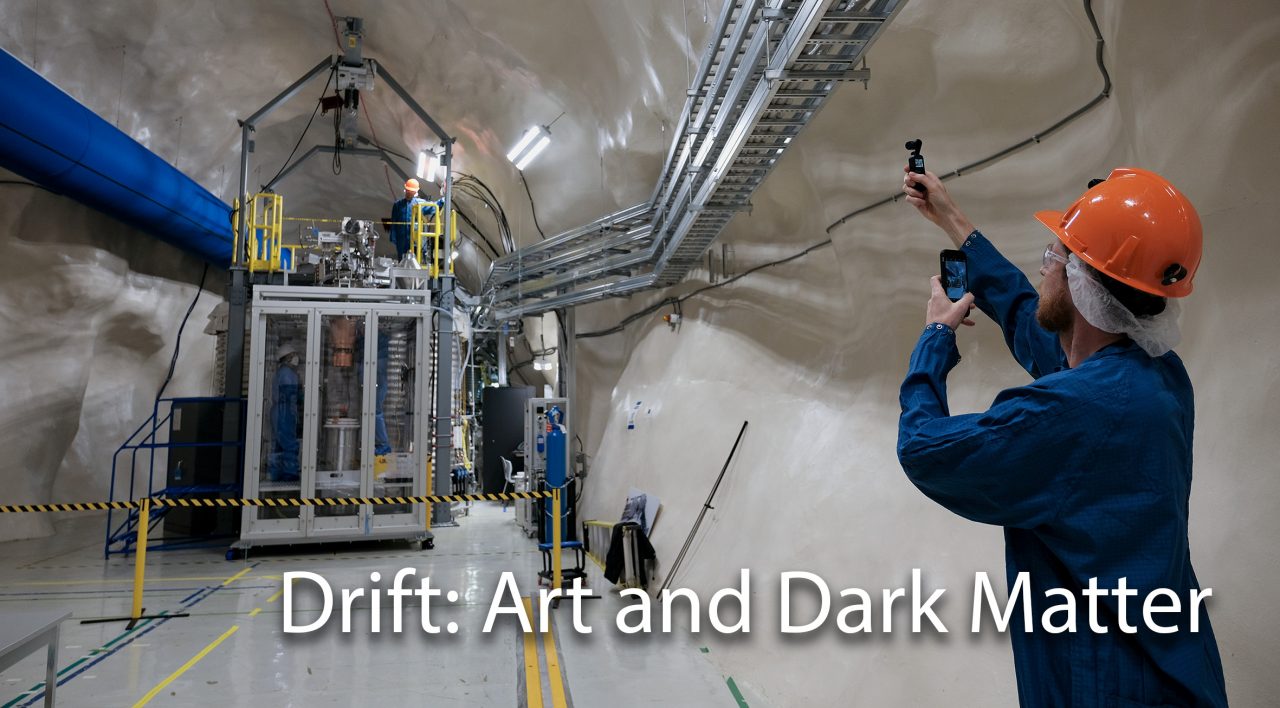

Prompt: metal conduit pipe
[0,49,233,265]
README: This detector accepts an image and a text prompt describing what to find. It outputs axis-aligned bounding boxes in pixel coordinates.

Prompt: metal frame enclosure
[237,286,432,549]
[517,397,569,538]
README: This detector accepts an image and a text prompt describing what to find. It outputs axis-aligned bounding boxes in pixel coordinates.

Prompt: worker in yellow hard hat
[896,165,1226,706]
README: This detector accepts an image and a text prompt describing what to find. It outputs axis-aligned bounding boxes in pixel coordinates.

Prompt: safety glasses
[1043,244,1069,268]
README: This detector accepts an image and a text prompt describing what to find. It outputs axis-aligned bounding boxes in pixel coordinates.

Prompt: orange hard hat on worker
[1034,167,1202,298]
[404,178,420,192]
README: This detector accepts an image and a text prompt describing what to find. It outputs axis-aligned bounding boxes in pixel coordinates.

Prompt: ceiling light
[418,149,442,182]
[507,126,552,171]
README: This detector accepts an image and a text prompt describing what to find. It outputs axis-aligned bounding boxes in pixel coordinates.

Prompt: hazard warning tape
[0,491,551,514]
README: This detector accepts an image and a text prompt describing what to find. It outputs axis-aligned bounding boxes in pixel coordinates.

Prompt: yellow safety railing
[409,202,440,271]
[409,205,459,278]
[231,195,457,277]
[246,193,284,273]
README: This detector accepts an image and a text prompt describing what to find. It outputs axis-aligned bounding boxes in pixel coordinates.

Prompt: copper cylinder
[329,316,357,367]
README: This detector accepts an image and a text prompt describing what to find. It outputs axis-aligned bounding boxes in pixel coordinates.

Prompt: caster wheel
[424,539,435,550]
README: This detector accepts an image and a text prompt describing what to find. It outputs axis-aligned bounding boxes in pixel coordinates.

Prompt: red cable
[323,0,343,51]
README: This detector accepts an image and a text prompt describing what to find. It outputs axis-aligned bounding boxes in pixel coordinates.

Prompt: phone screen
[940,251,967,302]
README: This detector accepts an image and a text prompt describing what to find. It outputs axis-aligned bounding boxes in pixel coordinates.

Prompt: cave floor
[0,503,744,707]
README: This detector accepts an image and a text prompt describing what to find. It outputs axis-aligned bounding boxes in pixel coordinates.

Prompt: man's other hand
[903,167,976,248]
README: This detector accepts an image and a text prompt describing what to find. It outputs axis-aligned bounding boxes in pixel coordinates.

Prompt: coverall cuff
[910,324,961,378]
[958,229,986,252]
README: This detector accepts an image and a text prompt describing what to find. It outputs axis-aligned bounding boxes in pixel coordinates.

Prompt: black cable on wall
[578,0,1111,340]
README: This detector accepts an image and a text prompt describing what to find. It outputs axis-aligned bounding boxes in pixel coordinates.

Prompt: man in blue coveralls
[267,345,302,482]
[898,166,1228,706]
[388,178,439,261]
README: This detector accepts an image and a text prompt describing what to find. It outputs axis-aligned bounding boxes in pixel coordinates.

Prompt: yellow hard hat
[404,178,420,192]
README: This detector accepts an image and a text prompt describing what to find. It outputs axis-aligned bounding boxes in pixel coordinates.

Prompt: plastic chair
[501,457,524,510]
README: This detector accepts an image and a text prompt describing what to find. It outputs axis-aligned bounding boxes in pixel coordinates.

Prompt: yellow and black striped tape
[0,491,551,514]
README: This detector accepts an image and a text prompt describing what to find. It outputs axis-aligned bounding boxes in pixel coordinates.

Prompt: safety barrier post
[552,487,563,591]
[425,460,433,532]
[131,498,149,622]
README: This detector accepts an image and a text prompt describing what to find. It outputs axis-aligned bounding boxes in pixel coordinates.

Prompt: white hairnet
[1066,255,1181,357]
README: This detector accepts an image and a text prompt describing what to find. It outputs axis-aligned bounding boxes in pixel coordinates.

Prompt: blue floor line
[178,587,209,603]
[11,584,227,707]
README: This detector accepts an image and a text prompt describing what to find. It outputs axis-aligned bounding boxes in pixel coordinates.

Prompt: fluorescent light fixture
[506,127,540,162]
[507,125,552,171]
[416,149,429,179]
[427,154,441,183]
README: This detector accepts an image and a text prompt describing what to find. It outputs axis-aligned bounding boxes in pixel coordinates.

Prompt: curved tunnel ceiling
[0,0,706,278]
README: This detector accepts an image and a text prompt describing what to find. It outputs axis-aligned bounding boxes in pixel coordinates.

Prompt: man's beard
[1036,286,1074,333]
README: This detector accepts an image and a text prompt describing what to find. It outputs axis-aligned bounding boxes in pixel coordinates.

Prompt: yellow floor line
[542,615,568,708]
[221,566,252,586]
[267,587,284,603]
[2,576,250,587]
[249,607,262,617]
[521,597,543,708]
[132,624,240,707]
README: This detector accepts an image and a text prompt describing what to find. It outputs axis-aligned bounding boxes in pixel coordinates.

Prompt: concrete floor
[0,504,747,707]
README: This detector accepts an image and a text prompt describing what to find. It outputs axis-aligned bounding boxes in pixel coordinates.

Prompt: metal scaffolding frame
[484,0,906,320]
[228,47,460,526]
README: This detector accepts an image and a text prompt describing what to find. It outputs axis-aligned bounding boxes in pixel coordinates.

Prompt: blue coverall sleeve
[897,326,1092,529]
[961,231,1065,379]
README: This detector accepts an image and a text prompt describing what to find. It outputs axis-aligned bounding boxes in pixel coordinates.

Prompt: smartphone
[940,249,968,302]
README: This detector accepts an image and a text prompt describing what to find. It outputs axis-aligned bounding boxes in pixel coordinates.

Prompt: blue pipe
[0,48,233,264]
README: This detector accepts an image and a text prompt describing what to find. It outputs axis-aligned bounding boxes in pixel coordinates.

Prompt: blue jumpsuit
[268,364,301,481]
[897,232,1227,707]
[389,197,437,260]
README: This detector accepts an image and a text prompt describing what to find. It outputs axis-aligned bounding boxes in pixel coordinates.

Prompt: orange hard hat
[404,178,420,192]
[1034,167,1202,298]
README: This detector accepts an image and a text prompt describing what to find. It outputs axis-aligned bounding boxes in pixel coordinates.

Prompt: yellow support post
[131,498,149,622]
[425,459,433,532]
[448,209,459,275]
[552,487,562,591]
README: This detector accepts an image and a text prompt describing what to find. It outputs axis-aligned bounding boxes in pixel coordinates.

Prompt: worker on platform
[389,178,438,262]
[267,345,302,482]
[897,166,1227,706]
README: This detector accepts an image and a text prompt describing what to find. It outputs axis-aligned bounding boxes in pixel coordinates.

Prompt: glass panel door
[371,314,420,518]
[313,313,366,530]
[255,312,308,523]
